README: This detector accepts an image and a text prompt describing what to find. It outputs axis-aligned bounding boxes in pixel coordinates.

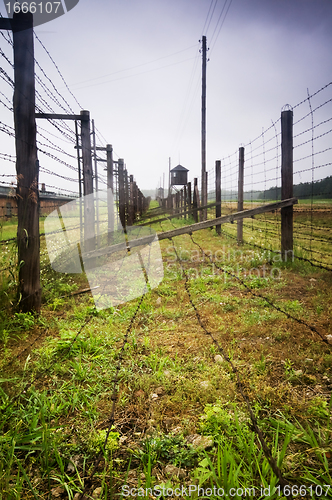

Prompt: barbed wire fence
[0,24,149,302]
[0,14,331,497]
[204,84,332,271]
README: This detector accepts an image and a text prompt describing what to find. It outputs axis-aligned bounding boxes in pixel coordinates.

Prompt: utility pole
[201,35,208,221]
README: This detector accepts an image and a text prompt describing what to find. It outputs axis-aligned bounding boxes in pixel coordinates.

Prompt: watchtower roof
[170,164,189,172]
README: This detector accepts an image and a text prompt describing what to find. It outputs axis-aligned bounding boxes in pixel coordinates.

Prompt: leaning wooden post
[13,12,40,312]
[106,144,114,242]
[237,147,244,244]
[215,160,221,235]
[118,158,126,228]
[281,109,293,260]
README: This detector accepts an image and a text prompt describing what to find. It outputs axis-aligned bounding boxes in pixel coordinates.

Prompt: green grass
[0,205,331,498]
[0,218,18,240]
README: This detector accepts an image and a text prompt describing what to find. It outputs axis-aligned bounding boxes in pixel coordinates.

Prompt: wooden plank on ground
[82,198,297,264]
[137,200,223,226]
[157,198,297,240]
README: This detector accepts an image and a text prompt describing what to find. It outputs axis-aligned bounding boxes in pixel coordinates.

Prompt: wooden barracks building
[0,184,77,219]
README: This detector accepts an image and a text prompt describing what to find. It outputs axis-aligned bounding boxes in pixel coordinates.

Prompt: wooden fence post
[180,189,183,218]
[91,119,99,242]
[133,181,138,221]
[140,191,145,215]
[183,185,187,219]
[205,171,208,221]
[106,144,114,242]
[193,178,198,223]
[187,182,192,218]
[237,147,244,244]
[13,12,40,312]
[281,109,293,260]
[118,158,126,228]
[124,168,129,226]
[81,110,95,252]
[128,174,134,225]
[215,160,221,235]
[138,189,143,218]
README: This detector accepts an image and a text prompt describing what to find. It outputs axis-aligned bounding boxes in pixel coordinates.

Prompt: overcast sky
[0,0,331,193]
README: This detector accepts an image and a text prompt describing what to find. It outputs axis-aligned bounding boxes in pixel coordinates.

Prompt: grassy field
[0,203,331,499]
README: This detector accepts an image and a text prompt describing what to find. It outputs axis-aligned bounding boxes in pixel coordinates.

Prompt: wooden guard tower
[170,164,189,191]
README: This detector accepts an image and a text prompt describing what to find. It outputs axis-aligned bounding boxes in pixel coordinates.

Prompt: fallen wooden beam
[157,198,298,240]
[81,198,297,264]
[137,200,224,226]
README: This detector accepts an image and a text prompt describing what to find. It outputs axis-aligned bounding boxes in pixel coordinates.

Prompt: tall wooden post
[13,12,41,312]
[215,160,221,235]
[183,185,187,219]
[201,35,207,221]
[118,158,125,228]
[281,109,293,260]
[237,147,244,244]
[106,144,114,242]
[81,110,95,251]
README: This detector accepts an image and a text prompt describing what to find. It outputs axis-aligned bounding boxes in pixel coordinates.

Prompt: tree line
[259,176,332,200]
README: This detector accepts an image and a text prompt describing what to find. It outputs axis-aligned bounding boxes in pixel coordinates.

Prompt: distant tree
[259,176,332,200]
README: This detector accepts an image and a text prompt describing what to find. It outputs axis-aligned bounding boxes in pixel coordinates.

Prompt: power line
[204,0,219,36]
[210,0,233,53]
[202,0,215,35]
[66,45,198,90]
[68,56,198,91]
